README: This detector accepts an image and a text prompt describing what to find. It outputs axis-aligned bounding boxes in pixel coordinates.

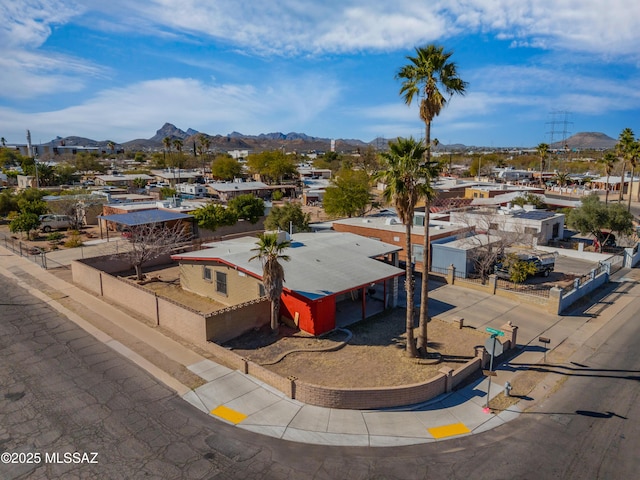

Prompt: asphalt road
[1,271,639,479]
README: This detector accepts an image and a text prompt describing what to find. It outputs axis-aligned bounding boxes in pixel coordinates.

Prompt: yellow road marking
[428,422,471,439]
[210,405,247,425]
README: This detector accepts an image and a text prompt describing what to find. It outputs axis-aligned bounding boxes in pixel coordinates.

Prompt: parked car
[39,214,74,232]
[494,251,556,280]
[596,231,616,247]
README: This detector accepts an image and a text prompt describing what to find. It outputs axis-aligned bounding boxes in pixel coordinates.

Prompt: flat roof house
[332,212,471,272]
[171,232,404,336]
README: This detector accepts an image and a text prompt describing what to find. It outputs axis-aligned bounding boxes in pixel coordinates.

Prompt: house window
[203,266,212,282]
[412,244,424,263]
[215,271,227,295]
[414,216,425,227]
[524,227,538,235]
[258,283,266,297]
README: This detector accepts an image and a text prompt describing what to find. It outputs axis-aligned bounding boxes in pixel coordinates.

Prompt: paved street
[1,260,639,478]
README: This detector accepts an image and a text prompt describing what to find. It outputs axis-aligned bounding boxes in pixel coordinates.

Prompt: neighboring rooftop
[173,232,404,300]
[99,209,194,226]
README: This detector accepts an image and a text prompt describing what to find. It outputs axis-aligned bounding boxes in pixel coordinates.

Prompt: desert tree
[264,202,310,233]
[397,43,466,355]
[9,213,40,240]
[323,168,372,218]
[120,221,190,281]
[227,194,265,224]
[567,194,634,251]
[249,232,291,334]
[193,203,238,232]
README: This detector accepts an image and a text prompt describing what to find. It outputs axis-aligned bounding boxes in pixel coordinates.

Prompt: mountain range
[44,123,618,153]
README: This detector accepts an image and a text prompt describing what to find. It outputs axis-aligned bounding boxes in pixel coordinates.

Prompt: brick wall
[451,357,482,389]
[205,299,270,343]
[292,375,448,409]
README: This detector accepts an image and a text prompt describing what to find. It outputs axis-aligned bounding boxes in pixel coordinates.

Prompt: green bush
[64,231,83,248]
[46,232,64,242]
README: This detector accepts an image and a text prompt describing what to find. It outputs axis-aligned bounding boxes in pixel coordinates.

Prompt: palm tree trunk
[404,221,417,357]
[417,207,430,354]
[271,298,280,335]
[628,166,635,213]
[619,163,626,202]
[417,120,431,355]
[605,174,610,204]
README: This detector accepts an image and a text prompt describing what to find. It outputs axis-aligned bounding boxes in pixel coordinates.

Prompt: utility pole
[26,129,39,188]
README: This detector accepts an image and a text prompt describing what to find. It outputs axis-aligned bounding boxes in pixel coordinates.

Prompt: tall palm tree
[173,138,184,184]
[198,133,211,177]
[1,137,6,147]
[249,232,291,334]
[625,140,640,210]
[615,128,634,203]
[376,137,428,357]
[597,152,617,204]
[162,136,171,167]
[536,143,549,188]
[396,44,466,355]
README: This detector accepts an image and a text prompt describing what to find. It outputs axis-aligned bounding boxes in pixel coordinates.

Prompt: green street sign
[486,327,505,337]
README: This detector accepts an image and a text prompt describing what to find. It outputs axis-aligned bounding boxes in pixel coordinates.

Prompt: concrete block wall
[451,357,482,389]
[205,299,270,343]
[157,296,207,345]
[292,375,448,410]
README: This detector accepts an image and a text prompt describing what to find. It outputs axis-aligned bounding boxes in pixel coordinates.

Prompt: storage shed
[431,234,503,278]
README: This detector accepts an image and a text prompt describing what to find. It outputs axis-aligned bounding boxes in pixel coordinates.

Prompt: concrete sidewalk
[1,246,631,447]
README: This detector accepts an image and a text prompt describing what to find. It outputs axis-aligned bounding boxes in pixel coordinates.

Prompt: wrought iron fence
[495,278,551,298]
[1,234,47,268]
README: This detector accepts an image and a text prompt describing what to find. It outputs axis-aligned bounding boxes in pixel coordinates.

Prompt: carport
[97,209,197,240]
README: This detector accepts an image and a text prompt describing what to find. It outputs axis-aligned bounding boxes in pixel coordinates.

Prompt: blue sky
[1,1,639,148]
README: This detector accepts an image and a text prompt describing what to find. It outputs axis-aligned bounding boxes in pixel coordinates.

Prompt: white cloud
[77,0,640,57]
[0,74,342,142]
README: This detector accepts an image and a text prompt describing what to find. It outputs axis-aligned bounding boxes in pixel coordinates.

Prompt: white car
[39,214,74,232]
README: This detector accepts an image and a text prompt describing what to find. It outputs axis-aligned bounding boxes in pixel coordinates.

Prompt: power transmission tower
[545,111,573,147]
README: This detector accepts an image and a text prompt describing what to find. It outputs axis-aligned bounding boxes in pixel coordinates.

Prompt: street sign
[485,337,504,357]
[486,327,505,337]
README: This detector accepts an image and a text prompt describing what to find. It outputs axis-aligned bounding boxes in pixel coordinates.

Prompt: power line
[545,111,573,145]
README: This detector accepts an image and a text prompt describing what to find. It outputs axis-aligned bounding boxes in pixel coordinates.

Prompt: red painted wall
[309,296,335,335]
[280,291,336,335]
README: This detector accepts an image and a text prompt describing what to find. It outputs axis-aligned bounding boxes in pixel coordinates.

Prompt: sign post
[484,327,505,410]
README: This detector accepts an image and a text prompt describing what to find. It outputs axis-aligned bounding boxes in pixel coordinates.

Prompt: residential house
[332,211,471,271]
[206,181,274,202]
[449,207,565,247]
[94,173,154,188]
[171,232,404,336]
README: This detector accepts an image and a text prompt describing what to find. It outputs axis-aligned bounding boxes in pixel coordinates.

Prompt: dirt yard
[223,310,487,388]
